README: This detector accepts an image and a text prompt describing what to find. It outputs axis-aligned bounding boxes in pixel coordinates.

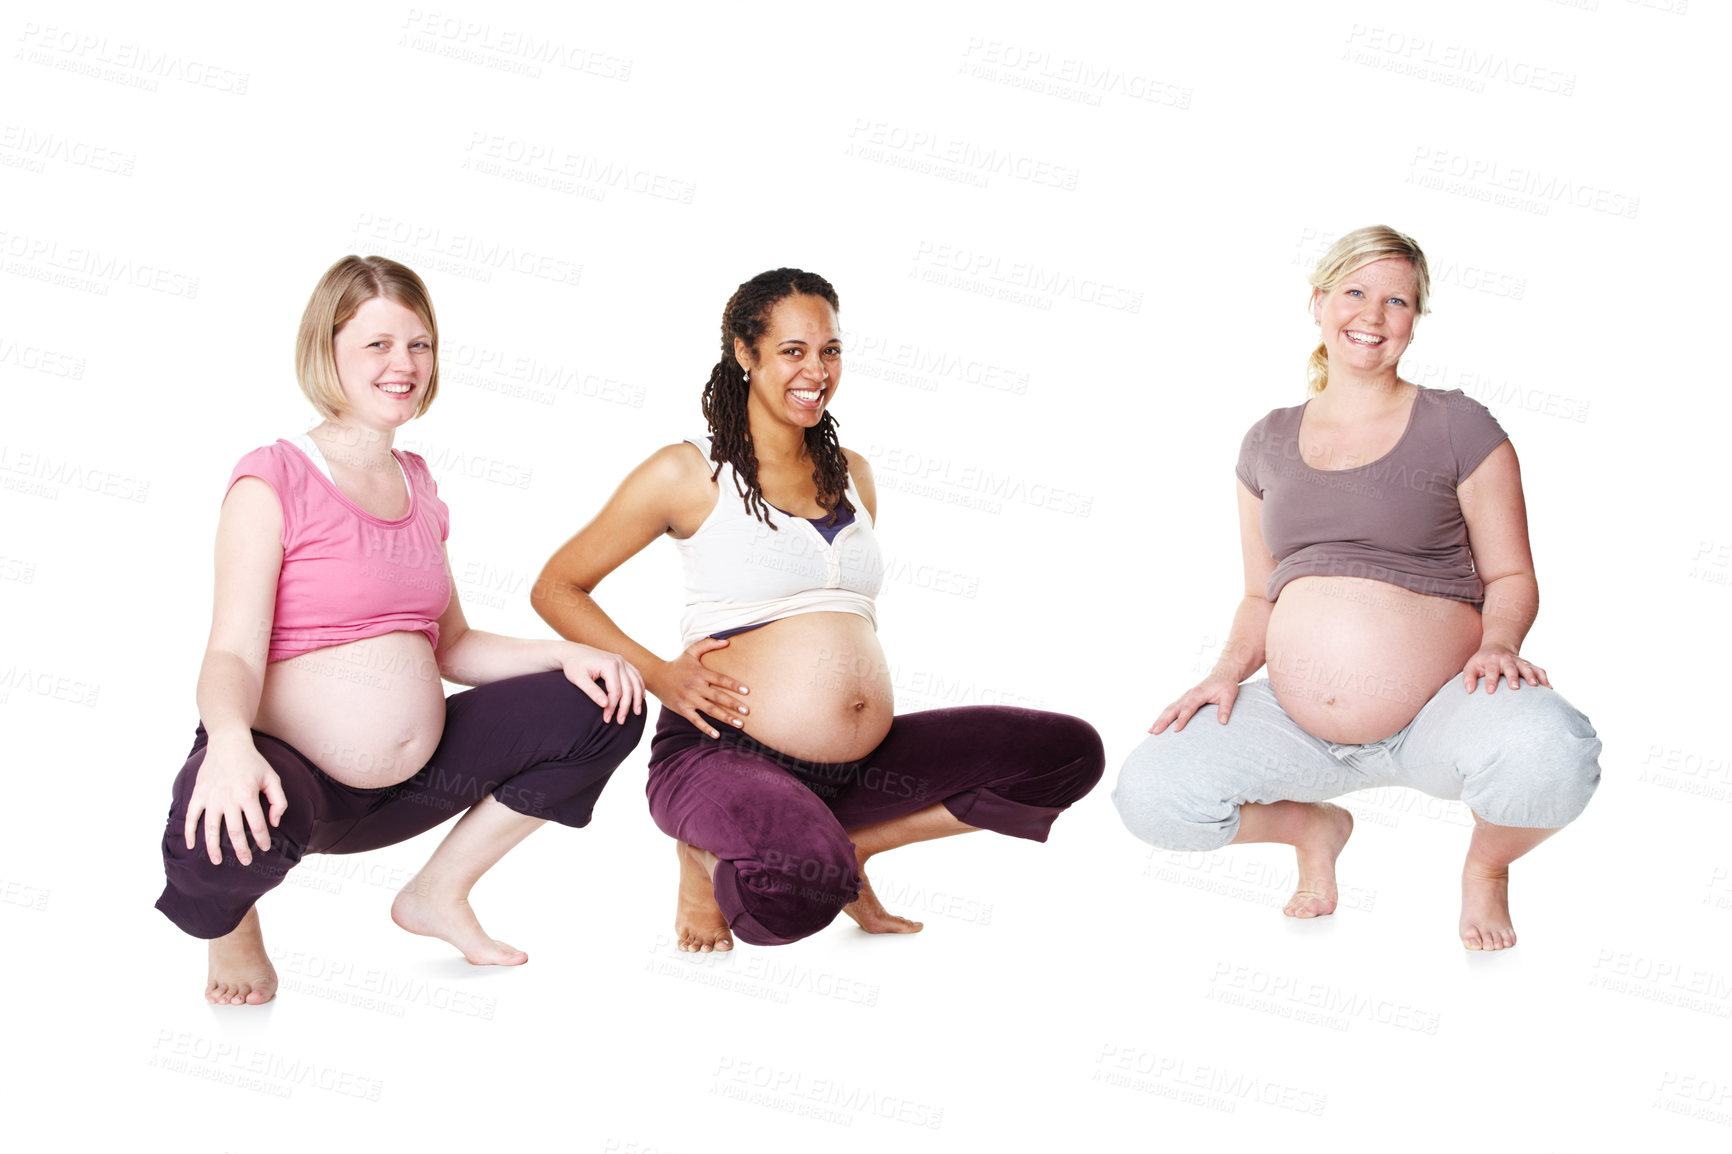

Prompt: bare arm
[1150,482,1277,733]
[432,555,643,722]
[1457,440,1548,692]
[532,443,747,737]
[187,477,289,866]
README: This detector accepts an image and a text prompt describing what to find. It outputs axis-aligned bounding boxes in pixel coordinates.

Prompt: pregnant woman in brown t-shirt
[1113,225,1601,950]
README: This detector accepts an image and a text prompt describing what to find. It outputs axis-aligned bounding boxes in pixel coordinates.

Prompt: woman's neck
[308,420,398,475]
[1317,366,1411,416]
[745,413,811,468]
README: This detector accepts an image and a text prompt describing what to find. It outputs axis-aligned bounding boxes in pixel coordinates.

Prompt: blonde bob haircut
[1305,225,1430,397]
[295,255,439,420]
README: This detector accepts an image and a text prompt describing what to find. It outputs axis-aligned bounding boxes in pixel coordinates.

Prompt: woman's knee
[723,837,861,946]
[1111,734,1237,852]
[1458,689,1601,828]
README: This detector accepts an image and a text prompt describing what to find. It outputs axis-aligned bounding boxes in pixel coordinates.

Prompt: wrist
[206,726,256,752]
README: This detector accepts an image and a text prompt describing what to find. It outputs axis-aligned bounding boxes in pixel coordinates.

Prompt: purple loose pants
[158,671,644,939]
[646,705,1103,946]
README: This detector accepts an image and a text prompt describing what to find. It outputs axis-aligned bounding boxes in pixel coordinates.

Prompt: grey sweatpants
[1113,678,1600,852]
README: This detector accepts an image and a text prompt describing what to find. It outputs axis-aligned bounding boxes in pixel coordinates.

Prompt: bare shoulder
[612,441,719,538]
[842,446,877,521]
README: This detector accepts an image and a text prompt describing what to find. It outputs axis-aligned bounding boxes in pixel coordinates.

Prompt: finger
[685,706,722,740]
[598,664,623,723]
[1215,685,1240,723]
[225,807,253,867]
[570,673,610,713]
[185,798,205,851]
[706,693,746,727]
[243,796,271,855]
[204,805,224,865]
[265,775,288,827]
[627,666,646,715]
[704,679,749,716]
[688,636,730,658]
[707,670,748,699]
[1531,664,1551,687]
[1169,702,1200,733]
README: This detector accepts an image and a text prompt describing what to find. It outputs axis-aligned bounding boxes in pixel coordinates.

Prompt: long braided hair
[701,268,852,529]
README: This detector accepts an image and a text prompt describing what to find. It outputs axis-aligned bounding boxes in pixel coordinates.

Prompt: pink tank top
[228,440,451,662]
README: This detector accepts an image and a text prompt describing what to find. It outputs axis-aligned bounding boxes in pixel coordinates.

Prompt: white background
[3,0,1726,1148]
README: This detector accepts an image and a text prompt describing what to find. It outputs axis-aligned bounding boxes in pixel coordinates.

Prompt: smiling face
[330,296,435,430]
[735,293,842,431]
[1310,257,1419,380]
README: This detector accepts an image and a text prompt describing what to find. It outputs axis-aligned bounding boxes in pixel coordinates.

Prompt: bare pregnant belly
[701,613,894,763]
[254,632,447,787]
[1265,576,1482,744]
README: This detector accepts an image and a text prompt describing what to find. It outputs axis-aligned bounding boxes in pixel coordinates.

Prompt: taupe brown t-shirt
[1235,387,1508,606]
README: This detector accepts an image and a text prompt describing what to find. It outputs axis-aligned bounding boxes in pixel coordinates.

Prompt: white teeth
[380,383,412,394]
[1345,331,1384,345]
[790,388,821,402]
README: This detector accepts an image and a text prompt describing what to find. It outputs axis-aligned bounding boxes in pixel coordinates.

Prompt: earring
[743,369,750,383]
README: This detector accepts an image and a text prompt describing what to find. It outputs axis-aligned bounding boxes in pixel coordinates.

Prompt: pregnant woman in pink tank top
[156,256,645,1004]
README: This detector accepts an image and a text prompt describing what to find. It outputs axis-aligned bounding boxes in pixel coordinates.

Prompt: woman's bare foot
[207,906,278,1005]
[391,881,527,966]
[1460,864,1516,950]
[675,841,733,953]
[842,860,923,934]
[1284,803,1354,918]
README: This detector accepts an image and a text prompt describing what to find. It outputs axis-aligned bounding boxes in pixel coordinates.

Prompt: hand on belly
[1266,577,1482,744]
[701,614,895,763]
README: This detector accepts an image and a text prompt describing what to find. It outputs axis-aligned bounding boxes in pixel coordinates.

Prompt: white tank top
[675,438,883,645]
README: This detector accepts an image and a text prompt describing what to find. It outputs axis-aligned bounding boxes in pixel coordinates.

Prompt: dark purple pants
[158,671,645,939]
[646,705,1104,947]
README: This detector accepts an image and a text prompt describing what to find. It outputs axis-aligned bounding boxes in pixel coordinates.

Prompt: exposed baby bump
[255,632,448,787]
[704,614,894,763]
[1266,577,1482,744]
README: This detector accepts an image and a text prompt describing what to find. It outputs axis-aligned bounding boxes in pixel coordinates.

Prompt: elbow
[530,569,589,622]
